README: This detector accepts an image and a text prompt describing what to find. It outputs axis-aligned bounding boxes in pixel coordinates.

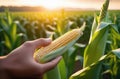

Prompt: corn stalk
[70,0,111,79]
[84,0,110,67]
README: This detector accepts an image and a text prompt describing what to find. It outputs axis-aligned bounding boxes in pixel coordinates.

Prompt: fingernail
[57,56,62,60]
[45,38,52,42]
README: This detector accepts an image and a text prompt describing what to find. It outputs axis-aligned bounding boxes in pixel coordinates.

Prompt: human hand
[0,38,62,79]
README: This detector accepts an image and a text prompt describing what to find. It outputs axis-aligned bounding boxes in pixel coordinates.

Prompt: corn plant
[0,10,23,54]
[84,0,110,67]
[0,27,4,55]
[70,0,116,79]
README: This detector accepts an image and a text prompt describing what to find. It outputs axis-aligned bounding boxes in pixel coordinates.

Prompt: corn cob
[34,28,83,63]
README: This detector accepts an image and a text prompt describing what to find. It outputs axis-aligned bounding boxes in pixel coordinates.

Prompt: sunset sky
[0,0,120,10]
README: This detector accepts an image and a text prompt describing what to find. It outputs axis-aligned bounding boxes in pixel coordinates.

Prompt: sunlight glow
[0,0,92,9]
[0,0,119,10]
[39,0,93,10]
[39,0,64,10]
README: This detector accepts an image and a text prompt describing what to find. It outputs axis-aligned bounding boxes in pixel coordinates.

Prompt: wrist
[0,56,10,79]
[0,56,6,69]
[0,56,7,68]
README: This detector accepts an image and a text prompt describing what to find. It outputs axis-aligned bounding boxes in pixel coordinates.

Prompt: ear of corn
[34,27,84,63]
[40,36,80,63]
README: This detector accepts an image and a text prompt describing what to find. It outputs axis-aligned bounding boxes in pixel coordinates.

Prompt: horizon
[0,0,120,10]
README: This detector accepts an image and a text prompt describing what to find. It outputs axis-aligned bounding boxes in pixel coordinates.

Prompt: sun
[40,0,64,10]
[42,3,59,10]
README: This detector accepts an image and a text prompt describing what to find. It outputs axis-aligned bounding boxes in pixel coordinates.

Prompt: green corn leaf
[70,55,108,79]
[0,19,10,36]
[4,33,11,50]
[16,21,26,33]
[63,46,78,78]
[58,58,67,79]
[56,10,66,35]
[13,33,24,49]
[109,25,120,50]
[70,48,120,79]
[111,25,120,40]
[83,22,112,67]
[45,66,61,79]
[44,49,67,79]
[89,16,98,43]
[10,22,17,42]
[90,16,98,36]
[112,49,120,59]
[6,9,12,26]
[0,18,8,28]
[111,49,120,79]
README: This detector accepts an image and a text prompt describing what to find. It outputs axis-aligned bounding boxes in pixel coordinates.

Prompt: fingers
[34,56,62,74]
[41,56,62,73]
[22,38,51,56]
[27,38,52,49]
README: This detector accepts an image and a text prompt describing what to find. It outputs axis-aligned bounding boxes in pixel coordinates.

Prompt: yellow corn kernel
[35,29,83,62]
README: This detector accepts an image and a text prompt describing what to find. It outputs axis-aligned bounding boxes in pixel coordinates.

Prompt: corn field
[1,0,120,79]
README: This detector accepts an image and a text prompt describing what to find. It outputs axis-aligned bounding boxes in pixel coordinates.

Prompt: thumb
[40,56,62,73]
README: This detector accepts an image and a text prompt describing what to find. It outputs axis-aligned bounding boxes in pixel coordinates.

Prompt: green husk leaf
[112,49,120,59]
[58,58,67,79]
[39,35,81,63]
